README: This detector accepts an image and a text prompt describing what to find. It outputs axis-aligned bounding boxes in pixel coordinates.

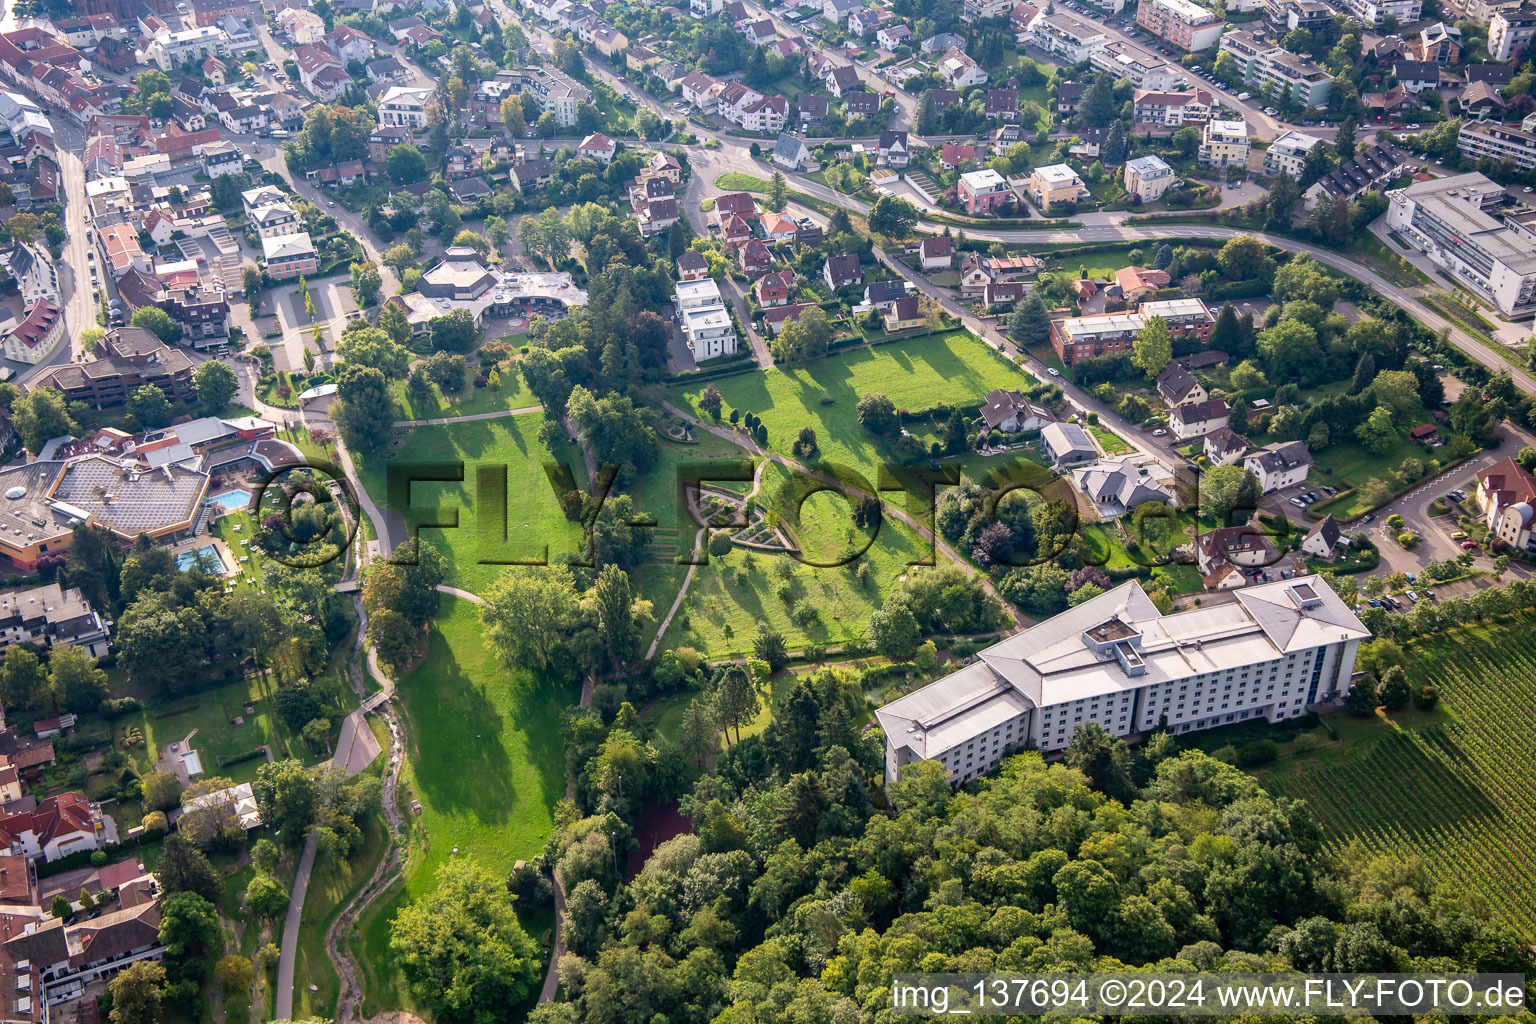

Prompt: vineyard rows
[1260,617,1536,939]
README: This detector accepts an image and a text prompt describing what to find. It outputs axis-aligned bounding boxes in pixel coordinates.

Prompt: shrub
[1414,683,1441,710]
[1236,739,1279,767]
[708,532,733,557]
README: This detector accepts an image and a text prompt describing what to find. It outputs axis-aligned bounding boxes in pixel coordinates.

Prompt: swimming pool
[178,545,228,575]
[180,750,203,776]
[205,489,251,511]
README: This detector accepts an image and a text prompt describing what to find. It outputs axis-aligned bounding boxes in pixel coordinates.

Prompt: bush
[100,697,141,719]
[1235,739,1279,767]
[1414,683,1440,710]
[708,532,733,557]
[1398,531,1420,548]
[141,811,168,835]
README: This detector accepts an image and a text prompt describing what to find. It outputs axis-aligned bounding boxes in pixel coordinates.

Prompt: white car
[1151,427,1167,436]
[1046,367,1061,377]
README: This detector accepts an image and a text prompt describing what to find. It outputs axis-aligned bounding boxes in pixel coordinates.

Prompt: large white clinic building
[876,576,1368,784]
[1386,172,1536,318]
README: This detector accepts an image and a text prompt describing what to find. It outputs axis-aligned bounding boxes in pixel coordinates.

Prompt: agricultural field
[351,596,571,1015]
[1256,616,1536,939]
[671,329,1036,482]
[353,412,587,596]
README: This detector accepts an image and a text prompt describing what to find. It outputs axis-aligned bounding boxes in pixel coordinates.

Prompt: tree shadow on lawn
[403,649,519,824]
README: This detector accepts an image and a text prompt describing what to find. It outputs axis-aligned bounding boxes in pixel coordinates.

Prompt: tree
[336,325,410,379]
[126,384,173,430]
[1154,244,1174,270]
[856,392,899,436]
[130,306,182,344]
[1230,360,1267,390]
[386,143,429,184]
[390,860,542,1022]
[245,872,291,919]
[429,308,480,353]
[331,364,397,454]
[214,954,253,997]
[1063,722,1135,802]
[681,700,715,767]
[350,260,383,306]
[50,894,70,918]
[141,770,184,812]
[1266,170,1302,227]
[1199,465,1261,524]
[868,195,919,238]
[108,961,165,1024]
[713,665,760,744]
[1355,406,1400,457]
[0,646,47,714]
[155,833,223,902]
[192,360,237,411]
[1008,291,1050,346]
[1378,664,1411,711]
[252,759,319,844]
[591,563,642,668]
[869,602,921,661]
[753,623,789,671]
[699,384,723,421]
[49,645,108,716]
[768,171,788,212]
[1346,674,1379,715]
[1217,236,1274,282]
[1132,316,1172,377]
[158,891,220,961]
[481,565,579,670]
[1335,115,1358,162]
[1210,302,1243,356]
[1371,369,1421,420]
[1101,118,1128,164]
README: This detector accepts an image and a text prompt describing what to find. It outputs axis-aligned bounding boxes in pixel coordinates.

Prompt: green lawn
[353,412,586,596]
[1306,435,1440,519]
[671,329,1036,482]
[1089,423,1133,455]
[659,460,931,658]
[351,596,573,1015]
[390,373,540,421]
[715,172,774,193]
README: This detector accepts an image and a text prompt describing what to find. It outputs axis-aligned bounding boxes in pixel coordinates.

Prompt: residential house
[1116,265,1171,300]
[1124,154,1175,201]
[983,281,1027,308]
[959,168,1012,214]
[739,238,773,276]
[1304,142,1413,209]
[1477,456,1536,552]
[1263,130,1324,177]
[378,85,433,126]
[2,298,63,364]
[1197,524,1276,588]
[936,46,987,89]
[1394,59,1441,92]
[877,129,910,167]
[1300,515,1345,559]
[511,159,555,190]
[771,133,813,170]
[759,212,797,242]
[877,24,911,49]
[743,18,776,44]
[827,65,861,97]
[846,91,881,117]
[1169,398,1230,441]
[324,24,373,63]
[979,388,1053,433]
[883,295,925,332]
[1051,312,1145,367]
[760,302,813,335]
[798,94,829,125]
[294,43,350,101]
[984,88,1019,122]
[1041,421,1098,468]
[262,232,318,280]
[279,6,326,42]
[0,793,101,861]
[1027,163,1087,210]
[676,250,710,282]
[864,279,910,310]
[577,132,616,164]
[1028,14,1107,63]
[918,235,953,270]
[675,279,738,361]
[1075,456,1175,513]
[1203,426,1249,466]
[754,268,795,306]
[1156,364,1208,407]
[679,71,722,111]
[823,253,863,288]
[1132,87,1212,126]
[939,143,976,170]
[1244,440,1313,492]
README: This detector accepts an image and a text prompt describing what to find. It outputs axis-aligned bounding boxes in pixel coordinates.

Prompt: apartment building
[1490,5,1536,58]
[1245,440,1313,492]
[1264,130,1325,177]
[1337,0,1420,27]
[378,85,432,127]
[1090,40,1183,89]
[1199,119,1250,167]
[1124,154,1176,200]
[959,168,1014,214]
[876,576,1368,783]
[0,583,110,657]
[1028,13,1107,62]
[1136,0,1225,50]
[1132,87,1212,126]
[1027,163,1087,210]
[1051,311,1143,365]
[522,65,592,127]
[261,232,318,281]
[1458,118,1536,170]
[1140,297,1214,340]
[675,278,738,361]
[33,327,196,410]
[1387,172,1536,317]
[1219,30,1333,106]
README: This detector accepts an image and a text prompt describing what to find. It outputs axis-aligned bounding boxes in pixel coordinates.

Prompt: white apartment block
[1387,172,1536,317]
[1136,0,1226,50]
[1490,6,1536,58]
[1125,155,1176,200]
[145,25,229,71]
[1029,14,1107,63]
[522,65,592,127]
[1132,87,1213,125]
[378,85,433,127]
[1337,0,1420,26]
[675,279,738,361]
[1458,118,1536,170]
[876,576,1368,784]
[1091,40,1185,90]
[1263,130,1324,177]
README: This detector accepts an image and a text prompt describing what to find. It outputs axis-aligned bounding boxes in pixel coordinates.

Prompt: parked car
[1046,367,1061,377]
[1451,530,1467,540]
[1407,591,1419,602]
[1462,540,1479,549]
[1362,513,1375,523]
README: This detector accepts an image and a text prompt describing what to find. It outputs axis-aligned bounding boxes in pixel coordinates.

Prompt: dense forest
[520,680,1534,1024]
